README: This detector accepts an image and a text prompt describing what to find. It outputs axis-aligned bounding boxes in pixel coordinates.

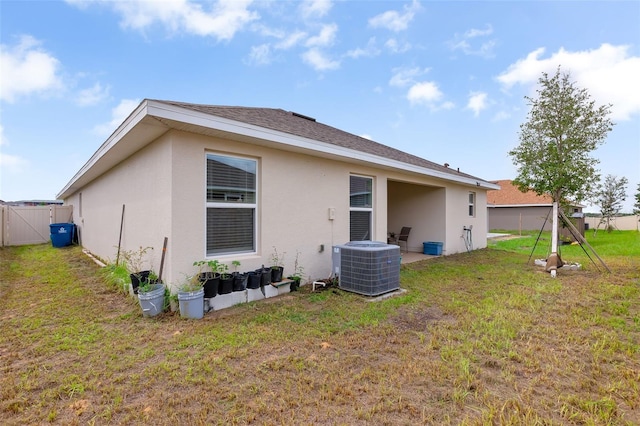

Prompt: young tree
[509,67,614,204]
[509,67,614,274]
[594,174,628,232]
[634,183,640,218]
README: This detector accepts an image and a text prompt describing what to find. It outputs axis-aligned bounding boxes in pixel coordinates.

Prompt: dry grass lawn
[1,231,638,425]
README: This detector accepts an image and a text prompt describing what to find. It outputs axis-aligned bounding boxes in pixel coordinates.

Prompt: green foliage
[193,259,220,274]
[509,67,614,203]
[633,183,640,217]
[593,174,629,232]
[270,246,285,268]
[120,246,154,273]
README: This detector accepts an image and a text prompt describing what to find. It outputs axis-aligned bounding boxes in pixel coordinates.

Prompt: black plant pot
[271,266,284,283]
[247,272,261,289]
[200,272,220,298]
[219,275,234,294]
[233,273,248,292]
[288,276,301,292]
[130,270,154,294]
[259,268,271,286]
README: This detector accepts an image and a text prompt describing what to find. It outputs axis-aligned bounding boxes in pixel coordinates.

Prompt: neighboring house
[487,179,584,235]
[57,99,499,289]
[4,200,63,206]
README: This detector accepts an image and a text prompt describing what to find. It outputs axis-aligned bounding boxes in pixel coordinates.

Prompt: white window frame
[205,153,258,257]
[468,191,476,217]
[349,174,374,241]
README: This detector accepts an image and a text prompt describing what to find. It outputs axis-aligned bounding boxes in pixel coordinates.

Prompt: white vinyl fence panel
[1,205,73,246]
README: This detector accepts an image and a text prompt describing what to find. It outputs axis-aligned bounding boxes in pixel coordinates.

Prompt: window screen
[206,154,257,255]
[350,175,373,241]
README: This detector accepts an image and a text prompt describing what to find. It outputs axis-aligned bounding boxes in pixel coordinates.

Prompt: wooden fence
[0,205,73,247]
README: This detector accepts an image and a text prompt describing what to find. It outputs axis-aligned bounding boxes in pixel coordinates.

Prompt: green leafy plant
[288,251,305,291]
[178,275,203,293]
[270,246,285,269]
[120,246,154,274]
[193,260,221,277]
[137,271,160,293]
[217,262,230,279]
[232,260,241,273]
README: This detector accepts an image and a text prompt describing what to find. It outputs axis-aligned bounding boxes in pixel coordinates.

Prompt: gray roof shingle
[157,100,487,183]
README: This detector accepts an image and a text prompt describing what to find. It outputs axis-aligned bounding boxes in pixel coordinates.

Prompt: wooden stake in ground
[115,204,125,266]
[548,201,561,278]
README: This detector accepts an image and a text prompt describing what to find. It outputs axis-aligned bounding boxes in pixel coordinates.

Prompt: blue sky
[1,0,639,212]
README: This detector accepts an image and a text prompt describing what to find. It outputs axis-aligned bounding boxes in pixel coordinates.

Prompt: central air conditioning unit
[332,241,401,296]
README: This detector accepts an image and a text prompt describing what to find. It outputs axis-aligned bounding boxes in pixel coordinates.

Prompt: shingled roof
[487,179,553,206]
[157,100,487,183]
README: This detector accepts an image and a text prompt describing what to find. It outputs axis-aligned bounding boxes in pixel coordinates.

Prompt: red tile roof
[487,180,552,206]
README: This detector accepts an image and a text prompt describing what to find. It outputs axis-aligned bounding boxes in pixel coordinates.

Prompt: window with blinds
[206,154,257,255]
[468,192,476,217]
[349,175,373,241]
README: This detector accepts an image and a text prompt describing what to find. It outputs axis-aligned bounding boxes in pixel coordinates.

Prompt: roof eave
[58,100,498,198]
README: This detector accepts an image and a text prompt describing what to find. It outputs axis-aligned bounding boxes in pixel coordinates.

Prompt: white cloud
[76,82,110,106]
[368,0,421,32]
[275,31,307,50]
[359,134,373,140]
[305,23,338,48]
[345,38,380,59]
[70,0,259,41]
[448,24,496,58]
[299,0,332,19]
[384,38,411,54]
[0,35,63,103]
[246,43,272,65]
[405,81,454,111]
[407,81,442,104]
[466,91,488,116]
[0,125,29,173]
[492,110,511,122]
[94,99,141,136]
[389,67,429,88]
[301,48,340,71]
[496,43,640,121]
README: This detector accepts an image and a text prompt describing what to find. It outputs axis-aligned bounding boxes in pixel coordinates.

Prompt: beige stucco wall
[444,185,489,254]
[585,215,640,231]
[488,206,553,232]
[387,180,446,252]
[68,135,173,274]
[67,129,492,289]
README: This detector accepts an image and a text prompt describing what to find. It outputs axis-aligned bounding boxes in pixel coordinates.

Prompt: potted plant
[287,250,304,292]
[193,260,220,298]
[232,260,248,292]
[247,270,261,289]
[177,276,204,319]
[258,265,272,286]
[136,276,165,317]
[121,246,155,294]
[270,246,285,282]
[217,262,233,295]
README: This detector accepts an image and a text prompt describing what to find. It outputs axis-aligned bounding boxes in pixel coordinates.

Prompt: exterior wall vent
[332,241,400,296]
[290,111,316,122]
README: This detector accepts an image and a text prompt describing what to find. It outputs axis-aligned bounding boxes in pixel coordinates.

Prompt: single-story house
[57,99,499,290]
[487,179,584,236]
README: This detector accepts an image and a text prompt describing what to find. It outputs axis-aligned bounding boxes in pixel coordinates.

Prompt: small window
[350,175,373,241]
[468,192,475,217]
[206,154,257,255]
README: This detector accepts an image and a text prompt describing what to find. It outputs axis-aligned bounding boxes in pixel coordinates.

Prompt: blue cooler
[423,241,443,255]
